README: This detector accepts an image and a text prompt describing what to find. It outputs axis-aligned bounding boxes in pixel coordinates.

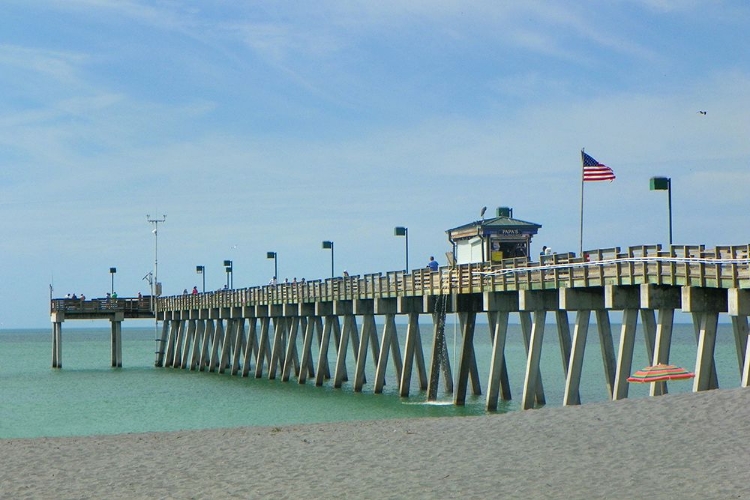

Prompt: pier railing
[156,243,750,312]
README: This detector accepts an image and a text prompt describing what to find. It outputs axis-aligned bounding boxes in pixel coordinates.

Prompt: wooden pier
[49,297,154,368]
[51,244,750,410]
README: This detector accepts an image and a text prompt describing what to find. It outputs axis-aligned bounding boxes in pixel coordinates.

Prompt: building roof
[447,214,542,241]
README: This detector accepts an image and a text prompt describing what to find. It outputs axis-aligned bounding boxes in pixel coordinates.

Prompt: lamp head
[649,176,670,191]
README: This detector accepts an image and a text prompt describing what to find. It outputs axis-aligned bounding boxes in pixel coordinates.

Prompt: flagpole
[579,148,585,256]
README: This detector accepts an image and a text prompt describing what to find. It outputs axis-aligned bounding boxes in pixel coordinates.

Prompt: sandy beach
[1,387,749,499]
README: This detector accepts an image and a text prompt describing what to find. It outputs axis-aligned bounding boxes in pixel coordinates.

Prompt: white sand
[2,388,749,499]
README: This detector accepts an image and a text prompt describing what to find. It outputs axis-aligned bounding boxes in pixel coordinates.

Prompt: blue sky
[1,1,749,327]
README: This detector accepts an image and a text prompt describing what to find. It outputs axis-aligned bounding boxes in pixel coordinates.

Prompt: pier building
[447,207,541,264]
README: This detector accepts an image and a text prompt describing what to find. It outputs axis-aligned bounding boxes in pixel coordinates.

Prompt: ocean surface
[0,320,742,439]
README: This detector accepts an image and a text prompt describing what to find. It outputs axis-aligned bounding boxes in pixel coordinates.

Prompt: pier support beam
[731,315,749,383]
[333,300,360,388]
[110,313,124,368]
[209,318,225,372]
[242,317,259,377]
[164,315,180,368]
[400,312,427,396]
[179,319,195,369]
[519,290,557,410]
[560,287,605,405]
[399,296,427,397]
[254,315,271,378]
[315,315,338,386]
[200,319,215,371]
[682,286,727,392]
[427,294,453,401]
[298,315,318,384]
[174,318,187,368]
[693,312,720,392]
[563,309,589,406]
[281,317,302,381]
[173,318,187,368]
[268,316,286,379]
[312,302,333,385]
[605,285,640,401]
[640,284,681,396]
[454,294,483,406]
[484,292,517,411]
[231,318,247,376]
[374,313,400,394]
[190,318,206,370]
[374,299,402,394]
[454,310,478,405]
[354,313,375,392]
[555,310,573,394]
[155,319,170,368]
[727,288,750,387]
[596,309,617,399]
[218,311,238,374]
[51,312,64,369]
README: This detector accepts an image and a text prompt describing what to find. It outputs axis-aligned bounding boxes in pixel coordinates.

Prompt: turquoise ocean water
[0,321,741,439]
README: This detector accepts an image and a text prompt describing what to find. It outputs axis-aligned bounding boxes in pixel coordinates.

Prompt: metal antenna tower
[146,214,166,298]
[147,214,166,367]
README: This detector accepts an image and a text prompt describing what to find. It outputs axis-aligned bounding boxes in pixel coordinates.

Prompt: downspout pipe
[447,231,457,267]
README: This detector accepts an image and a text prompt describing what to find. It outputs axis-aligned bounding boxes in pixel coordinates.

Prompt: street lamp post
[223,260,233,289]
[266,252,278,280]
[394,226,409,273]
[109,267,117,295]
[649,176,673,246]
[196,265,205,293]
[322,241,334,278]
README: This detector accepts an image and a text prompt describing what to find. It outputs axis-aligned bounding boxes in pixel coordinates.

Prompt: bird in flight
[697,110,707,115]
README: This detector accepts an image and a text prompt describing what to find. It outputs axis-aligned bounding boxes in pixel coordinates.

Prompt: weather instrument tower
[146,214,166,298]
[147,214,166,367]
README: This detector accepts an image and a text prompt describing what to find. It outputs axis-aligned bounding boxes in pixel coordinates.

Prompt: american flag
[582,151,615,182]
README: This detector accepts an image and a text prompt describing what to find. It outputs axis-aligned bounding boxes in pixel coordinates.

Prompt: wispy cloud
[0,44,88,84]
[25,0,200,32]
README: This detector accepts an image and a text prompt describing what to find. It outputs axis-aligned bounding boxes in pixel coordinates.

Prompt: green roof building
[446,207,541,265]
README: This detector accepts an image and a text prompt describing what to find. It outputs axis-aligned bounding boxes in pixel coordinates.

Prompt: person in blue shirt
[427,256,439,271]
